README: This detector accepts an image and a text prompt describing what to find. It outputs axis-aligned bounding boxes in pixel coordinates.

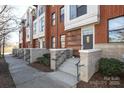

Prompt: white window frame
[60,35,65,48]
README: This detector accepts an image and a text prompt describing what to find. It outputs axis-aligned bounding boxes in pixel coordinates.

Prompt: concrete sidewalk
[5,54,77,88]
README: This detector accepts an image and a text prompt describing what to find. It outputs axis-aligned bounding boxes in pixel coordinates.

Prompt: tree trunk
[2,37,5,58]
[0,41,1,55]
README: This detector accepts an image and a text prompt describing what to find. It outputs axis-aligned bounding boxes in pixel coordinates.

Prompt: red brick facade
[19,26,26,48]
[45,5,65,49]
[95,5,124,44]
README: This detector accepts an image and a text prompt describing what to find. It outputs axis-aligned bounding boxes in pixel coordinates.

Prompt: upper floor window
[40,17,45,32]
[52,13,55,26]
[70,5,87,20]
[39,6,44,16]
[34,22,37,34]
[109,16,124,43]
[60,6,64,22]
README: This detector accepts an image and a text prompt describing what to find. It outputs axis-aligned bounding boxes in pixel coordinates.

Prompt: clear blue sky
[9,5,29,44]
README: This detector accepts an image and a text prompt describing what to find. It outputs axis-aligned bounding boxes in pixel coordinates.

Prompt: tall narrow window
[109,16,124,42]
[60,35,65,48]
[51,13,55,26]
[39,6,44,16]
[40,17,44,32]
[70,5,87,20]
[60,6,64,22]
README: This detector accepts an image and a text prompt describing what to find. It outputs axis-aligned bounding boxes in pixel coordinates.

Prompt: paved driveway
[5,54,77,88]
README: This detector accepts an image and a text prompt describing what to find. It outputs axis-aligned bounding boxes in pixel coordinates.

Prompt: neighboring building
[64,5,124,59]
[32,5,46,48]
[95,5,124,60]
[19,5,124,59]
[19,19,26,48]
[19,6,34,48]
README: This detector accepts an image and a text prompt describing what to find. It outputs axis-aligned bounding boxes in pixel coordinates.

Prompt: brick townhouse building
[19,5,124,59]
[45,5,65,49]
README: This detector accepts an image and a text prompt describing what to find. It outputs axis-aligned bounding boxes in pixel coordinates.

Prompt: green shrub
[36,53,50,66]
[43,54,50,59]
[41,57,50,66]
[99,58,124,76]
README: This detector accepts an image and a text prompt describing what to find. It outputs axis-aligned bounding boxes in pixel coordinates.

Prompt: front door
[82,26,93,49]
[83,34,93,49]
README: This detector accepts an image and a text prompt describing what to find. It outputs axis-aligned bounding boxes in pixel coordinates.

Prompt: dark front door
[83,34,93,49]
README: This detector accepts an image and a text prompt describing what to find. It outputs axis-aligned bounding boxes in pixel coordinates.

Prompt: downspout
[56,6,58,48]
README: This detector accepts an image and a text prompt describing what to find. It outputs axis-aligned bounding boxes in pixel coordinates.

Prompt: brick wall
[95,5,124,43]
[45,5,65,49]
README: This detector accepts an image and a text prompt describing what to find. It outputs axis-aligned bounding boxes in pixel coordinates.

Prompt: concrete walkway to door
[5,54,77,88]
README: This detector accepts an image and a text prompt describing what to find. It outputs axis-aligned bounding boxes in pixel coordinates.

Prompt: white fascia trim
[64,5,99,31]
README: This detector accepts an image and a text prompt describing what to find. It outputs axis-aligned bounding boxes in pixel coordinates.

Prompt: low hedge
[36,53,50,66]
[98,58,124,76]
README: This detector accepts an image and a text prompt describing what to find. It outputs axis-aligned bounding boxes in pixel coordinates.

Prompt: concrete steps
[58,57,80,77]
[46,57,80,87]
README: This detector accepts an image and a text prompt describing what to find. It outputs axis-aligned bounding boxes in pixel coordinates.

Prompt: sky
[9,5,29,44]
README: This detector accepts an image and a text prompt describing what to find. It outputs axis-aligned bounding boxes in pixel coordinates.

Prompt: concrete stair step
[58,58,80,77]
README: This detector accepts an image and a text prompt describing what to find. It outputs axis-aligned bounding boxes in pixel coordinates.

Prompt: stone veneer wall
[17,48,25,59]
[30,48,49,63]
[12,48,18,57]
[95,43,124,62]
[24,48,30,63]
[79,49,102,82]
[50,48,73,70]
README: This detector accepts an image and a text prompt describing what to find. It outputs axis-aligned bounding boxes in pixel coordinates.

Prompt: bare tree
[0,5,20,57]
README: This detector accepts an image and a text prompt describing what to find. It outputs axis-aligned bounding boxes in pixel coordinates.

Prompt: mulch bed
[29,62,53,72]
[77,72,124,88]
[0,58,16,88]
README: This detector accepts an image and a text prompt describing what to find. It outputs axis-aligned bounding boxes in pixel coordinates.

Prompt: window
[77,5,87,17]
[34,22,37,34]
[51,37,55,48]
[52,13,55,26]
[60,6,64,22]
[39,6,44,16]
[40,17,45,32]
[60,35,65,48]
[70,5,87,20]
[108,16,124,42]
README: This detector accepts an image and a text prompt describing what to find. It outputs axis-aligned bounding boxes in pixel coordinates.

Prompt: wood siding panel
[65,29,81,56]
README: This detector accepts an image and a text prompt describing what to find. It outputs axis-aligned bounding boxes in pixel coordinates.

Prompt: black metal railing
[75,60,84,81]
